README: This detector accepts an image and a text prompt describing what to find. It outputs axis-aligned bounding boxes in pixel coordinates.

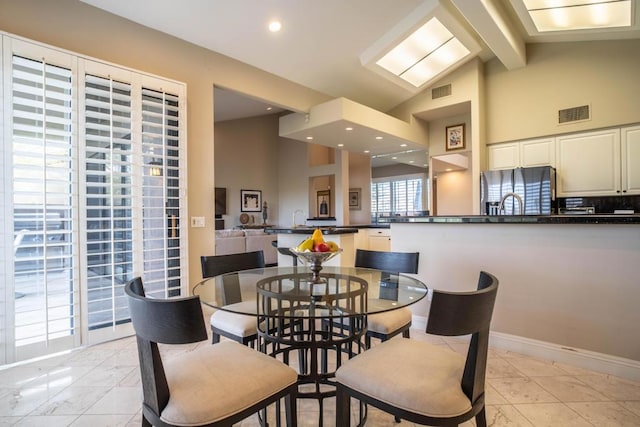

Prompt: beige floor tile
[505,357,572,377]
[68,414,136,426]
[13,415,79,426]
[486,383,510,405]
[566,401,640,426]
[487,358,527,379]
[0,417,22,426]
[31,386,110,416]
[70,366,135,388]
[576,375,640,401]
[488,378,560,404]
[83,386,141,415]
[485,405,534,427]
[0,386,65,417]
[513,403,592,426]
[533,376,610,402]
[619,400,640,417]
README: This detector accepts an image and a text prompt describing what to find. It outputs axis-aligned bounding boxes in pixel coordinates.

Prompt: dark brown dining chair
[200,251,265,346]
[335,271,499,427]
[125,277,298,427]
[355,249,419,347]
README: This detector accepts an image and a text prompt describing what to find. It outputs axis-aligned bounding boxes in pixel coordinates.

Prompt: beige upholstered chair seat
[210,301,259,337]
[336,338,471,418]
[162,341,298,425]
[367,307,412,334]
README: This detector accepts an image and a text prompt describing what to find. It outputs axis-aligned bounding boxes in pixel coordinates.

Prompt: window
[371,173,428,220]
[1,35,187,363]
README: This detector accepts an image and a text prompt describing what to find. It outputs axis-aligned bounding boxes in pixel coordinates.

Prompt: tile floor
[1,327,639,426]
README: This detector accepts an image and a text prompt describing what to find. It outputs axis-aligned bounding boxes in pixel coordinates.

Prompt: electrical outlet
[191,216,205,227]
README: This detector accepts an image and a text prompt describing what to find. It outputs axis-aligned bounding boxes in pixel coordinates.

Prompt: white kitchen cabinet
[488,137,555,170]
[556,128,620,197]
[368,228,390,252]
[520,138,555,167]
[488,142,519,170]
[621,125,640,195]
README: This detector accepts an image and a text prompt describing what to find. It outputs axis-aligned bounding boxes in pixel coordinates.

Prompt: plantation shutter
[140,87,183,298]
[10,52,79,355]
[83,73,134,330]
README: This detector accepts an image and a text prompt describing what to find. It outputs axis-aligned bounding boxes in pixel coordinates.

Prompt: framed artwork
[316,190,330,218]
[240,189,262,212]
[349,188,361,210]
[445,123,465,151]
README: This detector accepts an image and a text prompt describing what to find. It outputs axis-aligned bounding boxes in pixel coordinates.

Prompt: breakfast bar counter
[388,218,640,381]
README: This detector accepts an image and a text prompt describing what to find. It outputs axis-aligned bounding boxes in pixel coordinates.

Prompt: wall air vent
[432,84,452,99]
[558,105,590,124]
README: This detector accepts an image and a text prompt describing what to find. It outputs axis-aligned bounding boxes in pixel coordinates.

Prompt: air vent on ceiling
[432,84,452,99]
[558,105,590,124]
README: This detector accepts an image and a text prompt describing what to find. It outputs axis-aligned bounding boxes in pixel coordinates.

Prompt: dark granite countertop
[380,215,640,224]
[266,227,359,235]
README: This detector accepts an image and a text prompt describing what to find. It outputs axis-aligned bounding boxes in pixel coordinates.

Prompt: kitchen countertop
[266,227,359,235]
[380,215,640,224]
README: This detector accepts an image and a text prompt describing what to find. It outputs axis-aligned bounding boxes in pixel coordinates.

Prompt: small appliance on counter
[559,206,595,215]
[481,166,556,215]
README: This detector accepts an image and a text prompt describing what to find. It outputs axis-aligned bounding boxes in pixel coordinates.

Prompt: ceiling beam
[451,0,526,70]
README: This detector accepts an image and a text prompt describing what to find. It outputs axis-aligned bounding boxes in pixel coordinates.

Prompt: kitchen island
[388,215,640,380]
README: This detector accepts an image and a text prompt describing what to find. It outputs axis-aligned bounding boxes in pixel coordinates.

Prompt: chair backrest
[201,250,265,278]
[201,251,265,305]
[354,249,419,274]
[125,277,208,345]
[125,277,209,418]
[426,271,499,411]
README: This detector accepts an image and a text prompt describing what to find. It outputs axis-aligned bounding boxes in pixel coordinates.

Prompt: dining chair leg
[476,407,487,427]
[211,328,221,344]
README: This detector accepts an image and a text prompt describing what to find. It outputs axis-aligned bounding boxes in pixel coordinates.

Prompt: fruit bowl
[290,248,342,284]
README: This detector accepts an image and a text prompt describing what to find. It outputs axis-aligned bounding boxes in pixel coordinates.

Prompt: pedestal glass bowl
[290,249,342,284]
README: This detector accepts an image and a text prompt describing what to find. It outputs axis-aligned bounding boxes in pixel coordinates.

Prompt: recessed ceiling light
[345,127,353,131]
[522,0,631,32]
[337,144,344,147]
[400,143,407,147]
[409,160,415,163]
[364,150,370,153]
[375,136,383,140]
[268,20,282,32]
[392,156,397,160]
[306,136,313,140]
[266,106,272,111]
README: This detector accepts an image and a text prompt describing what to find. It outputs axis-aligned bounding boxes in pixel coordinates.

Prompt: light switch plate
[191,216,205,227]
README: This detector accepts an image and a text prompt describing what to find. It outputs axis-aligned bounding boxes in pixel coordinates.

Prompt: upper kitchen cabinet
[488,137,555,170]
[556,127,640,197]
[622,125,640,195]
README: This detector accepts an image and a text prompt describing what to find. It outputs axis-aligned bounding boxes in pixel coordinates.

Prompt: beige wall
[0,0,330,288]
[215,115,281,228]
[348,153,372,225]
[485,39,640,144]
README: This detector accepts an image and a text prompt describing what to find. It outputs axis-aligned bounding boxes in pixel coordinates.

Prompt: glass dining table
[193,264,428,424]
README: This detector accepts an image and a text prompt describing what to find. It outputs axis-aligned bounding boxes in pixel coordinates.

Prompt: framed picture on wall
[349,188,361,210]
[240,189,262,212]
[317,190,330,218]
[446,124,465,151]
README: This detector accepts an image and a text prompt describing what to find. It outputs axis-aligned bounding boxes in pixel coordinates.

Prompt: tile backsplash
[558,195,640,214]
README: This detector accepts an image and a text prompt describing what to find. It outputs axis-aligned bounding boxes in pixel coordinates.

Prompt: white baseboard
[412,316,640,382]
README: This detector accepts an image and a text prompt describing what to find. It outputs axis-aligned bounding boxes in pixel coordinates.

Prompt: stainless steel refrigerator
[480,166,556,215]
